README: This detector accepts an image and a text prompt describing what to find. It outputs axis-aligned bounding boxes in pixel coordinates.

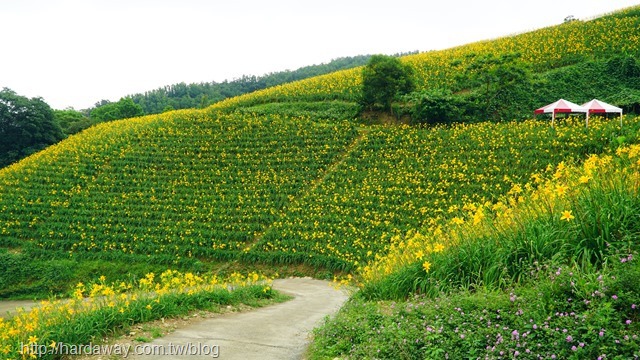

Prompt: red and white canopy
[581,99,623,127]
[534,99,588,115]
[534,99,587,127]
[580,99,623,114]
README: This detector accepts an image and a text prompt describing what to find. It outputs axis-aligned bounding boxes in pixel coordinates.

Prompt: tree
[404,89,465,125]
[0,88,65,167]
[53,108,93,135]
[90,97,144,122]
[361,55,415,112]
[453,53,534,120]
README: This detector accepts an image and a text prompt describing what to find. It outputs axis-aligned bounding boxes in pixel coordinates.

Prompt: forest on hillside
[128,55,378,115]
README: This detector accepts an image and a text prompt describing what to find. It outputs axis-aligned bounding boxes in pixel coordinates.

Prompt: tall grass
[362,142,640,300]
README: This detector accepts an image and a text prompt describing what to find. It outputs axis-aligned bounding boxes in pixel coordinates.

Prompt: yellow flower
[415,250,425,260]
[560,210,575,221]
[578,175,590,184]
[555,184,569,196]
[433,243,445,253]
[422,261,432,273]
[28,335,38,344]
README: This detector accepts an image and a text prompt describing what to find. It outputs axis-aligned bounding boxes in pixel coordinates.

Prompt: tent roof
[581,99,623,114]
[534,99,588,114]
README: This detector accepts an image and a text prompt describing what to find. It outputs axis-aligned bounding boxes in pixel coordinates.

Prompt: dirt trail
[0,299,38,318]
[0,278,350,359]
[127,277,350,360]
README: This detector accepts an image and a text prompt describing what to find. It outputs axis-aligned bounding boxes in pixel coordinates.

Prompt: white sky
[1,0,638,110]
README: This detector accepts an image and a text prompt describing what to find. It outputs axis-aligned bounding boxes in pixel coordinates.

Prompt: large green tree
[361,55,415,112]
[53,108,92,135]
[453,52,534,120]
[90,97,144,122]
[0,88,64,167]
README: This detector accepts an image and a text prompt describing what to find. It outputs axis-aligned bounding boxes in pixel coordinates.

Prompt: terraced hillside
[250,118,636,271]
[1,107,638,297]
[1,6,640,297]
[0,110,359,293]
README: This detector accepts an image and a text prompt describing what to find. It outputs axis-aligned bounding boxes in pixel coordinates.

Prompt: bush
[403,89,465,125]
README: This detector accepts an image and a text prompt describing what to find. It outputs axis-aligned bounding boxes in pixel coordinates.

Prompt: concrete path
[0,299,38,318]
[129,277,351,360]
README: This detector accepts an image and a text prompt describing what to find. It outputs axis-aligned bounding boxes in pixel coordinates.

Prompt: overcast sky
[1,0,638,110]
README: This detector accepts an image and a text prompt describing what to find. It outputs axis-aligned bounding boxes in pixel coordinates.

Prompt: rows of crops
[210,6,640,108]
[0,109,358,264]
[2,6,639,277]
[248,117,633,270]
[1,111,634,271]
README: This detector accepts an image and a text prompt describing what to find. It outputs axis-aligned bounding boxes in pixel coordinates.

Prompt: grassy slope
[0,110,358,296]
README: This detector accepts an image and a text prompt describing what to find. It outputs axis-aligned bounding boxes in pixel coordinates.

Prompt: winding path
[0,278,350,359]
[129,277,351,359]
[0,299,38,318]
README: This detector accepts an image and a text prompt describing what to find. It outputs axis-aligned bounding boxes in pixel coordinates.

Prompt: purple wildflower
[566,335,573,342]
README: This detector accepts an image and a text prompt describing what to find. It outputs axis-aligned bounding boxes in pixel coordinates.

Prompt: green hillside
[2,5,640,359]
[0,110,358,295]
[126,54,376,115]
[1,115,638,297]
[2,5,640,297]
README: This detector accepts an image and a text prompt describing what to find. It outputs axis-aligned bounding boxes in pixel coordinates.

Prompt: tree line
[130,54,380,115]
[68,54,379,135]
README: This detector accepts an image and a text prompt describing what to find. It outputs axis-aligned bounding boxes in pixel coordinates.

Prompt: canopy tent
[581,99,623,128]
[534,99,588,127]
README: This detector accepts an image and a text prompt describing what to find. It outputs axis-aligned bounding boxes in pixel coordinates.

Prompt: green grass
[310,255,640,359]
[1,271,289,360]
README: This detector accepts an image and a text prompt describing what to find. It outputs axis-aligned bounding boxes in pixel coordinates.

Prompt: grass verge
[0,271,282,359]
[310,253,639,359]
